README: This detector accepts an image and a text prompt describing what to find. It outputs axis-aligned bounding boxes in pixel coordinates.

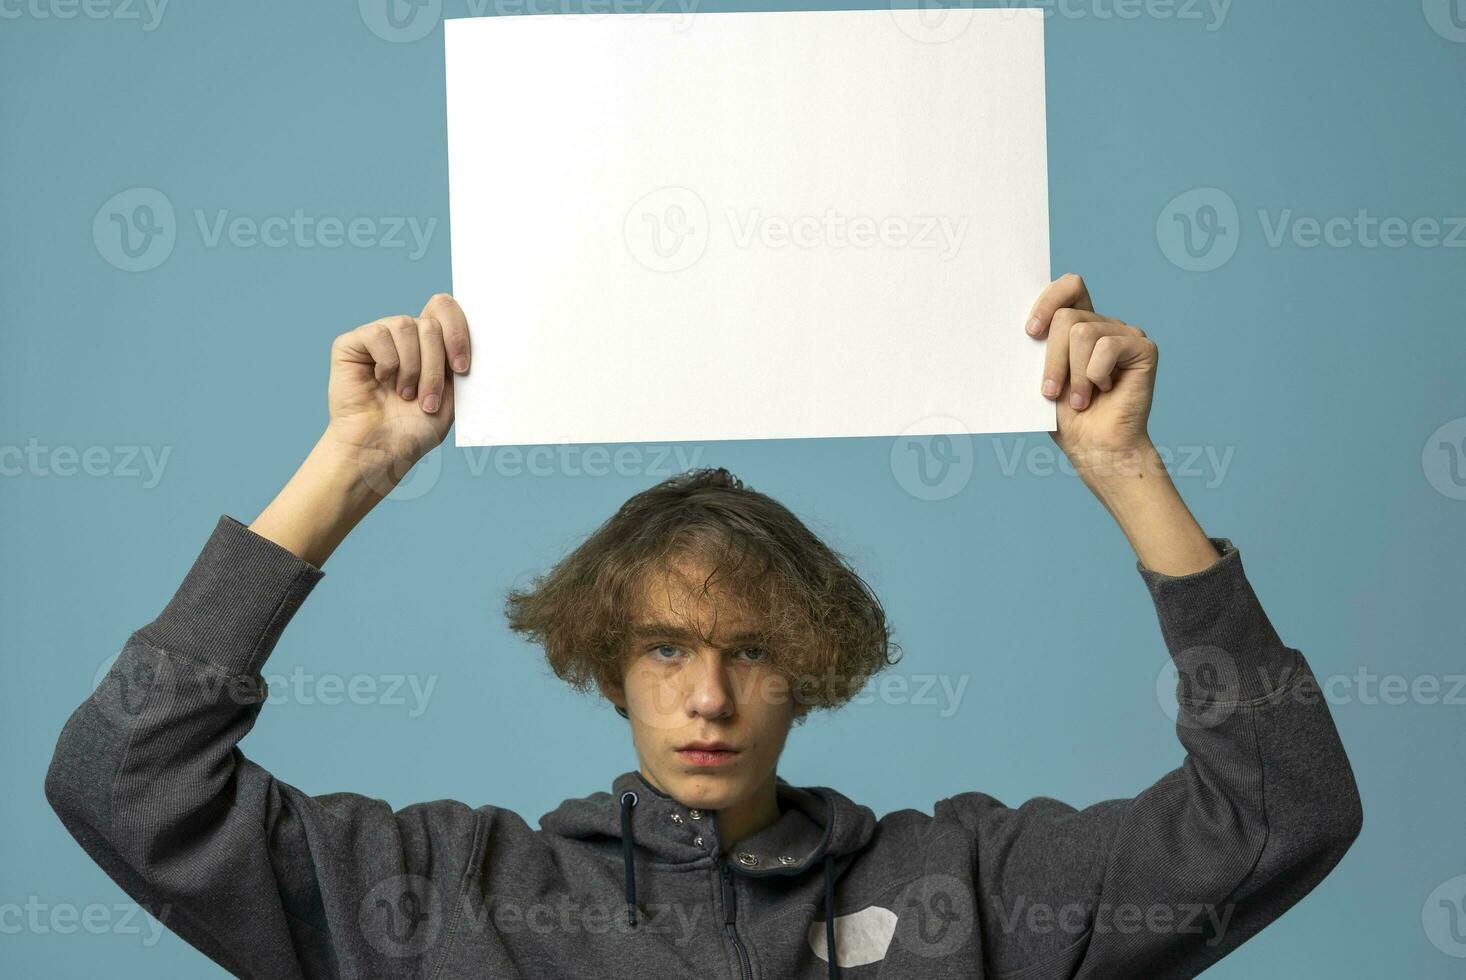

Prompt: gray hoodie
[46,515,1362,979]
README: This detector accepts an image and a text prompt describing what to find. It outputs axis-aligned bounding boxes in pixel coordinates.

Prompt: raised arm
[935,277,1361,977]
[45,295,482,979]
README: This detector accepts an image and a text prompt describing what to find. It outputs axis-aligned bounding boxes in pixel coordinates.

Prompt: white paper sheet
[445,8,1053,447]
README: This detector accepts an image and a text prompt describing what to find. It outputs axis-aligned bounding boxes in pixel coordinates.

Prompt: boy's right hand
[320,293,472,491]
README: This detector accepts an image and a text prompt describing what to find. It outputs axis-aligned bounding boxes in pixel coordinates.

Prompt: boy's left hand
[1025,274,1159,478]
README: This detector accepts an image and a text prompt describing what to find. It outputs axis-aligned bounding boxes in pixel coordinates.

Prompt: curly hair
[504,467,900,721]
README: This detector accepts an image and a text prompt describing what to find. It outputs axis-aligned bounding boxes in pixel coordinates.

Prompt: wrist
[247,436,388,567]
[1069,438,1165,491]
[1074,440,1221,576]
[304,434,394,508]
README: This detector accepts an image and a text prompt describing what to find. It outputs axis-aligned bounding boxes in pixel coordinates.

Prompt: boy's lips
[676,742,740,767]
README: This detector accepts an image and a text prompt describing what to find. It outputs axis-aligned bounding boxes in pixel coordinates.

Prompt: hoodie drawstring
[823,853,840,980]
[619,788,840,979]
[619,791,638,928]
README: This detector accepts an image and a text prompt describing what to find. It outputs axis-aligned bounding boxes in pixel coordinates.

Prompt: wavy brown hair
[504,467,900,721]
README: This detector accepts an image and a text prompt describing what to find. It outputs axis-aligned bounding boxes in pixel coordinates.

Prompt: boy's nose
[684,652,735,720]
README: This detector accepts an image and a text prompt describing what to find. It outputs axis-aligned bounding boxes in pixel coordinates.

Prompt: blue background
[3,1,1463,976]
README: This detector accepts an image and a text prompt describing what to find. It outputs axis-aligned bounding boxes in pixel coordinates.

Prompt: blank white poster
[445,8,1054,447]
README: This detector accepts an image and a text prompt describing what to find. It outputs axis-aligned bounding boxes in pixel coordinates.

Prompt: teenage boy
[48,279,1362,979]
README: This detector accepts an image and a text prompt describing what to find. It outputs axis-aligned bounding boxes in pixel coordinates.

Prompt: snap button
[688,809,703,820]
[736,852,758,867]
[670,813,684,824]
[694,836,704,847]
[778,855,797,865]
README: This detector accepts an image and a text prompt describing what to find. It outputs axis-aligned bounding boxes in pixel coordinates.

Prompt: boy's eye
[647,644,767,663]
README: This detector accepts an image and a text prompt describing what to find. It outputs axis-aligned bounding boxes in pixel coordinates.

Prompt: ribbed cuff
[1136,537,1301,702]
[135,515,325,677]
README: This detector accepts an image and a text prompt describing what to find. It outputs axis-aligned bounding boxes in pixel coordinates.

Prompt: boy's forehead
[628,558,761,635]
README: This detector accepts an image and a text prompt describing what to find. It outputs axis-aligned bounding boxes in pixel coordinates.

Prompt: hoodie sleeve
[44,515,481,980]
[934,537,1363,979]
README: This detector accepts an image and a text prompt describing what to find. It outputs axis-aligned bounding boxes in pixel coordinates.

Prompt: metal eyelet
[619,791,638,806]
[736,852,758,867]
[778,855,797,865]
[694,836,704,847]
[688,809,703,820]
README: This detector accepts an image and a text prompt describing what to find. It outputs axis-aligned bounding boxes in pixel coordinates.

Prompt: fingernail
[422,393,440,413]
[1025,317,1041,336]
[1070,391,1086,410]
[453,356,468,373]
[1042,379,1059,398]
[402,385,416,401]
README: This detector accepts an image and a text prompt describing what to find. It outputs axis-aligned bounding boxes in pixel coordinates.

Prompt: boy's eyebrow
[629,621,766,647]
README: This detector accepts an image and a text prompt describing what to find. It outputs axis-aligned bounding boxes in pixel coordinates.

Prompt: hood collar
[540,771,872,980]
[540,769,877,871]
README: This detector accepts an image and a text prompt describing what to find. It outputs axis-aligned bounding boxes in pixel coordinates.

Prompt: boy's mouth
[676,741,740,767]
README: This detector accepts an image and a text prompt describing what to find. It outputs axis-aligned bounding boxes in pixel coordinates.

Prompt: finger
[1025,273,1094,338]
[385,316,422,400]
[438,355,456,420]
[1068,321,1138,410]
[1085,333,1157,392]
[1040,309,1123,400]
[421,293,471,374]
[343,317,410,386]
[416,315,447,414]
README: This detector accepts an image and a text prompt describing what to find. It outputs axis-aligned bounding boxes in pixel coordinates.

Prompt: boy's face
[603,557,800,814]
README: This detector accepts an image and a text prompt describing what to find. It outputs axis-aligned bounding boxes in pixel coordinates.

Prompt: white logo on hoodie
[807,905,898,967]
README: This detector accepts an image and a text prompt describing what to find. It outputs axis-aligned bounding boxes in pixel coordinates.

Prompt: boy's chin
[663,772,750,811]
